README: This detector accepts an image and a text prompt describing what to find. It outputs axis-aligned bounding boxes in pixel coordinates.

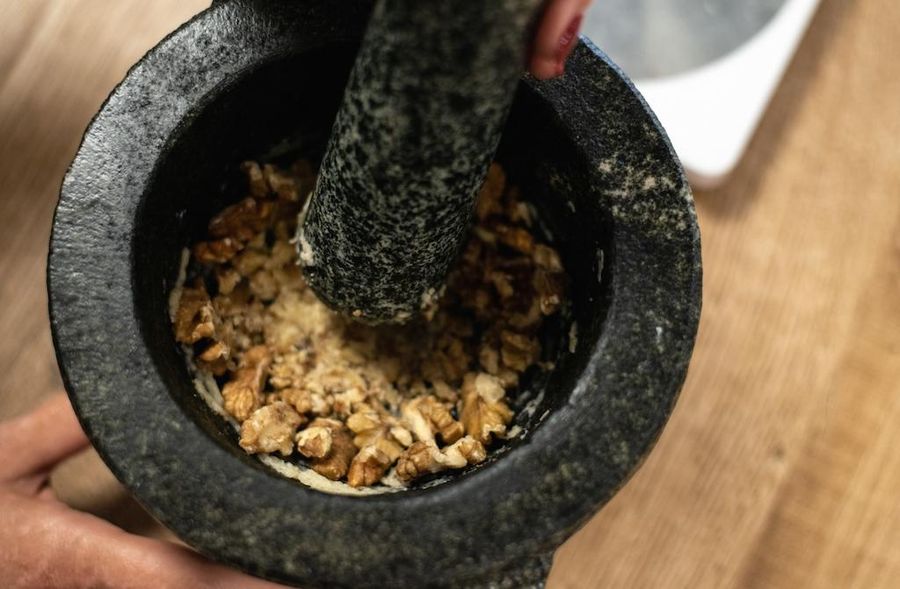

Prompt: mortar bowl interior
[134,45,613,488]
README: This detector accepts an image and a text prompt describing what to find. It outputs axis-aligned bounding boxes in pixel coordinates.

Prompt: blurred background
[1,1,899,587]
[585,0,822,185]
[588,0,789,78]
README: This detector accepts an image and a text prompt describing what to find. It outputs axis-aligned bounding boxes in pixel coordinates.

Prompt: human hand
[0,394,289,589]
[529,0,593,79]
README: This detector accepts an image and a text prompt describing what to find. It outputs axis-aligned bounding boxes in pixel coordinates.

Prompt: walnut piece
[174,283,218,344]
[395,436,486,482]
[345,407,410,486]
[489,271,515,299]
[216,267,242,296]
[239,401,304,456]
[431,380,458,403]
[494,224,534,254]
[304,418,357,481]
[233,247,269,278]
[197,341,230,376]
[347,444,392,488]
[269,350,312,389]
[346,408,384,445]
[499,330,540,372]
[332,387,366,418]
[533,244,563,272]
[173,282,232,374]
[208,197,274,242]
[193,237,243,264]
[241,161,268,199]
[346,409,408,457]
[249,269,279,301]
[460,373,514,444]
[478,343,500,375]
[402,396,464,445]
[475,163,505,221]
[273,387,314,415]
[295,425,332,459]
[420,333,470,385]
[262,163,299,202]
[222,345,271,421]
[444,436,487,467]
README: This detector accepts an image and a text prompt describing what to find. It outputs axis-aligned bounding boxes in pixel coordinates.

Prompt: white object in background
[637,0,821,187]
[584,0,822,188]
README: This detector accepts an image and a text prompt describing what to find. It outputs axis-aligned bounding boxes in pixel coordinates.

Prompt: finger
[65,510,291,588]
[7,473,54,498]
[104,533,293,589]
[529,0,591,79]
[37,485,57,501]
[0,394,90,481]
[0,492,290,589]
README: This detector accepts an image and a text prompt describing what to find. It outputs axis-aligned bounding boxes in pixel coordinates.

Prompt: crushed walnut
[172,160,566,488]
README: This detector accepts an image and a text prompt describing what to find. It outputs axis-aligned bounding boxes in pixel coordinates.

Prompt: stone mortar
[47,0,702,587]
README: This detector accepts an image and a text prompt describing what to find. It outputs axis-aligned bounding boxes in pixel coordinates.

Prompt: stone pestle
[297,0,544,323]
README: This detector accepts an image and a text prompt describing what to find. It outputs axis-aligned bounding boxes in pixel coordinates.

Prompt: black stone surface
[47,1,702,587]
[299,0,543,323]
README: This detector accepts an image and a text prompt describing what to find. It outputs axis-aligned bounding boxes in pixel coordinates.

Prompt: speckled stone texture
[299,0,543,323]
[47,1,701,588]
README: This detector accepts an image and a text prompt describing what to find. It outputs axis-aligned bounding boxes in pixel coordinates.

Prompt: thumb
[530,0,592,79]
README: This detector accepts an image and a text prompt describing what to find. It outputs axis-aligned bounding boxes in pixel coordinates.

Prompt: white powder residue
[193,371,231,421]
[519,390,545,420]
[392,310,412,323]
[296,231,315,266]
[168,248,191,323]
[294,196,315,266]
[418,284,445,321]
[504,425,523,440]
[597,249,605,284]
[258,455,397,496]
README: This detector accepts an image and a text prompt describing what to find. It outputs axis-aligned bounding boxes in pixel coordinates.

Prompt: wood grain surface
[1,1,898,587]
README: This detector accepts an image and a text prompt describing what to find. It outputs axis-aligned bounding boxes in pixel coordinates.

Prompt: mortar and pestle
[48,0,701,587]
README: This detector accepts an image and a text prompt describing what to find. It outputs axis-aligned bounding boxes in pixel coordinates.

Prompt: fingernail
[555,14,583,71]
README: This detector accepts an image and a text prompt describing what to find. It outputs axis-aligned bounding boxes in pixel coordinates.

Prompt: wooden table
[2,1,898,586]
